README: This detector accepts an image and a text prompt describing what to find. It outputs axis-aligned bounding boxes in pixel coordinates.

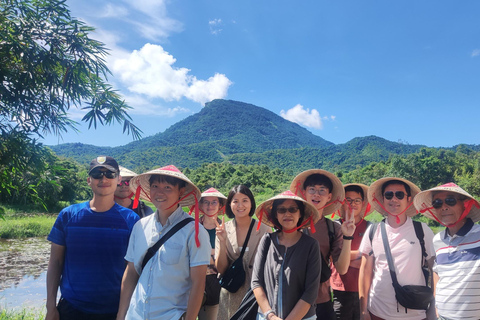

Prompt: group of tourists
[45,155,480,320]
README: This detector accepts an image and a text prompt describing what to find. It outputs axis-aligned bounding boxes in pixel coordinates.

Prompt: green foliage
[0,0,141,139]
[0,0,141,211]
[0,214,55,238]
[0,308,45,320]
[185,162,294,203]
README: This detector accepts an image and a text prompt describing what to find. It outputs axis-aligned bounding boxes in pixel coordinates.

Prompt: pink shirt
[358,217,434,320]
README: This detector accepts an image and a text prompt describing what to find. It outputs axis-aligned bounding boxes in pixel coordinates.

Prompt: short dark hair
[149,174,186,189]
[345,185,364,200]
[381,180,411,197]
[225,185,256,219]
[303,174,333,193]
[270,199,306,230]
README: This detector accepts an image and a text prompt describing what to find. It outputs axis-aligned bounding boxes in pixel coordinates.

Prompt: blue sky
[40,0,480,148]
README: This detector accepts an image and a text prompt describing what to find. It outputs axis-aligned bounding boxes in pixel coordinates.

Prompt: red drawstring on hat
[114,192,135,201]
[132,186,143,209]
[166,190,201,247]
[293,181,306,199]
[283,216,316,233]
[419,199,479,228]
[372,193,413,224]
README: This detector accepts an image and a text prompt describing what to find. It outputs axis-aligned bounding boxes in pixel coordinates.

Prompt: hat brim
[414,186,480,223]
[289,169,345,217]
[368,177,421,217]
[129,168,201,207]
[119,166,137,179]
[339,183,373,219]
[255,193,320,229]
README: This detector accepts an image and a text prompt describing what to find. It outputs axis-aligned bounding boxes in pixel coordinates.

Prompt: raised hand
[341,206,356,237]
[215,215,226,242]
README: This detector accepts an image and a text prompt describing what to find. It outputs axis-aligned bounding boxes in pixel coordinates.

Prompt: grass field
[0,309,45,320]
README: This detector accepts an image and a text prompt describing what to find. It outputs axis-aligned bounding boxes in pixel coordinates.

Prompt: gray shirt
[251,232,321,318]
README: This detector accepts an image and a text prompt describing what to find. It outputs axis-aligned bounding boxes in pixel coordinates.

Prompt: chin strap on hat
[132,186,143,209]
[166,190,201,247]
[283,216,316,233]
[257,207,267,231]
[372,193,413,224]
[114,192,135,201]
[419,199,479,228]
[293,181,306,199]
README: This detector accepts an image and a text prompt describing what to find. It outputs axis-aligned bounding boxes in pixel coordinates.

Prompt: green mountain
[49,99,426,172]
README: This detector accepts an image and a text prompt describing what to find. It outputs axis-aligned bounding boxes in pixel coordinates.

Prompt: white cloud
[112,43,233,105]
[280,104,334,129]
[100,4,129,18]
[209,18,223,35]
[472,49,480,57]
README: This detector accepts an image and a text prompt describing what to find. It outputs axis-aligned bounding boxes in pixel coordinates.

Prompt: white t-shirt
[359,217,435,320]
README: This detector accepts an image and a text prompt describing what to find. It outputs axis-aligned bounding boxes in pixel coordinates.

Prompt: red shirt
[330,219,369,292]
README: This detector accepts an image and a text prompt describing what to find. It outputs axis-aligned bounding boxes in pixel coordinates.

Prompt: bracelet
[264,309,275,319]
[343,235,354,240]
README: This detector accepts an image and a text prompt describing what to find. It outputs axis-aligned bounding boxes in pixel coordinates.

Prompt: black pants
[57,298,117,320]
[316,299,336,320]
[333,290,360,320]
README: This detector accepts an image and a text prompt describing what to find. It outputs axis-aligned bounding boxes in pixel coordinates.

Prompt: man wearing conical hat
[114,166,153,218]
[117,165,210,320]
[289,169,355,320]
[358,177,435,320]
[414,182,480,320]
[331,183,373,320]
[46,156,140,319]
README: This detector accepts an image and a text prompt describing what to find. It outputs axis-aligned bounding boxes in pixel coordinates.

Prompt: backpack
[305,218,335,282]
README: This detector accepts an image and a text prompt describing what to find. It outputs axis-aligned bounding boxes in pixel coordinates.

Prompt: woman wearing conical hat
[114,166,153,218]
[195,188,227,320]
[117,165,211,320]
[251,190,321,320]
[414,182,480,320]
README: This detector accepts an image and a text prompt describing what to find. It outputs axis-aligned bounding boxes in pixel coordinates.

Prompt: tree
[0,0,141,138]
[0,0,142,215]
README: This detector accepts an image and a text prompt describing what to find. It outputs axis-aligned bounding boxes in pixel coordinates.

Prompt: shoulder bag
[380,220,433,311]
[219,219,255,293]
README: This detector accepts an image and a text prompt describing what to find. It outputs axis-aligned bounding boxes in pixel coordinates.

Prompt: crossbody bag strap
[412,220,429,284]
[238,219,256,260]
[380,221,400,287]
[141,217,195,271]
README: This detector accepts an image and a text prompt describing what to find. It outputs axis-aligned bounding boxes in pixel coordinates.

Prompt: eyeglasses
[90,171,117,179]
[200,200,219,207]
[384,191,406,200]
[306,187,329,196]
[432,197,458,209]
[117,180,130,187]
[277,206,299,214]
[345,198,363,205]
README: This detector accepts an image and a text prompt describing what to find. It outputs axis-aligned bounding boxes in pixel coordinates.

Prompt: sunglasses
[117,180,130,187]
[432,197,458,209]
[90,171,117,180]
[277,206,299,214]
[384,191,406,200]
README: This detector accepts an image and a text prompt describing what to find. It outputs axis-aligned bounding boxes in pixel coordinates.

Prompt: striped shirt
[433,218,480,319]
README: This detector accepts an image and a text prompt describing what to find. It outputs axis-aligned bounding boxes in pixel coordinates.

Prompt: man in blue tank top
[45,156,140,320]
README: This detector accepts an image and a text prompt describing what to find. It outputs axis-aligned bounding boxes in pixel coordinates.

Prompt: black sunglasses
[384,191,406,200]
[432,197,457,209]
[277,206,299,214]
[117,180,130,187]
[90,171,117,179]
